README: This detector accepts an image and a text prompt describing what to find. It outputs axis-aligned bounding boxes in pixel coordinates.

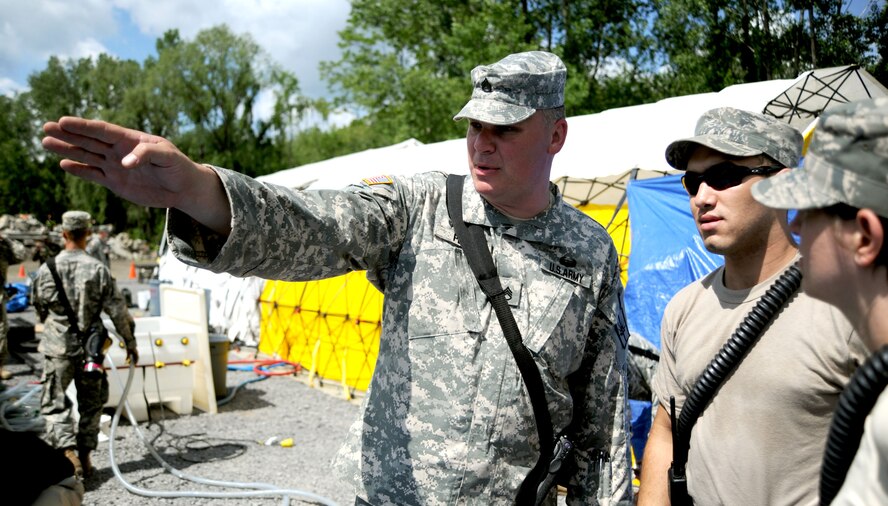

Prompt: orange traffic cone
[129,261,137,280]
[18,264,26,278]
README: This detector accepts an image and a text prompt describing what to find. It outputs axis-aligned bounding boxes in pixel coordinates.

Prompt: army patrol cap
[61,210,92,231]
[453,51,566,125]
[666,107,803,170]
[752,97,888,218]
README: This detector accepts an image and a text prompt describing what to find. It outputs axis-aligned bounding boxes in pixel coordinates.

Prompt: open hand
[43,117,231,234]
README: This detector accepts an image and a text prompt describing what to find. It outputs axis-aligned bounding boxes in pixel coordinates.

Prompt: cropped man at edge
[41,51,632,505]
[753,98,888,505]
[636,108,866,506]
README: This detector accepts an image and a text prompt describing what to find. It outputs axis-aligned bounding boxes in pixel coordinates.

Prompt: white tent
[254,76,798,208]
[763,65,888,130]
[159,67,886,344]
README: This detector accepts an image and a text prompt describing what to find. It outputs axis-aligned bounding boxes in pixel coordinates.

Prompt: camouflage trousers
[40,354,109,451]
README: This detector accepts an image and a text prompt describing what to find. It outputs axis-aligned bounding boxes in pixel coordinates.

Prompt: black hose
[820,345,888,505]
[673,263,802,471]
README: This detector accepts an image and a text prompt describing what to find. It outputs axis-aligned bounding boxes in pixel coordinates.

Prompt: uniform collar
[459,176,568,245]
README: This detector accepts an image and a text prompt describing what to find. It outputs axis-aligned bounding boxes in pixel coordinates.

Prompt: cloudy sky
[0,0,351,102]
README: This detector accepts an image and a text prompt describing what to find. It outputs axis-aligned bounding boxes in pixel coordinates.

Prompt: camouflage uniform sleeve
[32,264,49,321]
[100,269,136,349]
[166,167,412,281]
[566,257,632,505]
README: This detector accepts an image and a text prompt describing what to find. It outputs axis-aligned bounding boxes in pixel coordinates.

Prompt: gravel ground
[3,262,362,506]
[5,341,361,506]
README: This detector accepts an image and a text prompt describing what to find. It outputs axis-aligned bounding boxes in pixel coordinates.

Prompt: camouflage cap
[752,98,888,218]
[665,107,803,170]
[453,51,566,125]
[61,210,92,231]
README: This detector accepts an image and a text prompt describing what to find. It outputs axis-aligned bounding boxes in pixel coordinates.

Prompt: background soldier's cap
[453,51,566,126]
[61,210,92,231]
[665,107,803,170]
[752,97,888,218]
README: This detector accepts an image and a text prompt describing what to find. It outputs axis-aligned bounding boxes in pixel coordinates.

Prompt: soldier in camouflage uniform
[753,98,888,505]
[638,108,866,506]
[0,232,27,380]
[42,51,632,504]
[32,210,139,478]
[85,225,111,270]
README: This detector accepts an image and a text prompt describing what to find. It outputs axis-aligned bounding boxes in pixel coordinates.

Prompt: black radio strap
[46,257,83,338]
[445,174,554,505]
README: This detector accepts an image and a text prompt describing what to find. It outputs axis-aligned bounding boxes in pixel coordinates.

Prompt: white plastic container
[102,286,218,421]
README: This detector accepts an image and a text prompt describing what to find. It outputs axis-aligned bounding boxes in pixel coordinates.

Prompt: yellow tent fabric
[577,203,631,286]
[259,271,383,395]
[258,203,630,396]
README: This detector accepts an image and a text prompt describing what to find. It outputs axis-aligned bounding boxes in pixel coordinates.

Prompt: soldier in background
[32,210,138,478]
[85,224,111,270]
[0,232,27,380]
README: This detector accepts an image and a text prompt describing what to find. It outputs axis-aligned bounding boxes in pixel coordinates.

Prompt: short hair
[539,106,565,124]
[67,228,89,242]
[822,203,888,268]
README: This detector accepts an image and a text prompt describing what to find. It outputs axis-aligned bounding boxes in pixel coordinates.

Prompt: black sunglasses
[681,162,784,196]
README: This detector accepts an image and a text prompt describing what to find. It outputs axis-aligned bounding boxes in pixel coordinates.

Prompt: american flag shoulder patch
[361,175,394,186]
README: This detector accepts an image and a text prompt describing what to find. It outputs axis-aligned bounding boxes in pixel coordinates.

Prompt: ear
[547,118,568,155]
[853,209,885,268]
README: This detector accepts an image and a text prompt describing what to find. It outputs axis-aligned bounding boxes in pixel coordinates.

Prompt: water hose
[819,345,888,505]
[105,358,339,505]
[0,382,43,432]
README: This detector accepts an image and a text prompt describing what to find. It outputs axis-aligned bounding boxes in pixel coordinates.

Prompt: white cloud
[0,77,25,97]
[112,0,351,99]
[0,0,350,100]
[0,0,118,86]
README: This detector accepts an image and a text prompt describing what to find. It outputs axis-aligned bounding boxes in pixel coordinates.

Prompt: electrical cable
[215,374,269,407]
[105,349,339,505]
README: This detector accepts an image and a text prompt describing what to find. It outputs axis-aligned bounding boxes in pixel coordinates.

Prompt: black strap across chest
[445,174,554,504]
[46,257,83,336]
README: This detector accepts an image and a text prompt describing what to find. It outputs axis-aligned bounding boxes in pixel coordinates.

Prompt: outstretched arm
[42,117,232,236]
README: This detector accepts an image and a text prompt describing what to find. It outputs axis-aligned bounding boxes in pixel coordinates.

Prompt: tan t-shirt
[652,260,867,506]
[831,387,888,505]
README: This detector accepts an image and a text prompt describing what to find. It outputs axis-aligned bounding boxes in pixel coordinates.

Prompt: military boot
[64,447,83,477]
[79,448,94,477]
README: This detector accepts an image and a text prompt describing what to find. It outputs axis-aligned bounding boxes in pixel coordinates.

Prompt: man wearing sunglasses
[637,107,866,505]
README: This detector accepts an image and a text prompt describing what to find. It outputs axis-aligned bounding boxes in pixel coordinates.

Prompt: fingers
[58,160,106,183]
[45,117,184,171]
[43,136,113,170]
[56,116,138,145]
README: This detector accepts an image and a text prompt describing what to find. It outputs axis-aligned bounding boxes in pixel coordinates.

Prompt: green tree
[27,54,146,232]
[147,26,310,177]
[21,25,313,242]
[321,0,538,145]
[320,0,665,150]
[864,1,888,84]
[0,94,64,219]
[650,0,877,97]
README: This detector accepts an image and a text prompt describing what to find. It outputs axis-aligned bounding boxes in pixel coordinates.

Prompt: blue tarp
[622,174,725,462]
[623,175,723,350]
[5,283,29,313]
